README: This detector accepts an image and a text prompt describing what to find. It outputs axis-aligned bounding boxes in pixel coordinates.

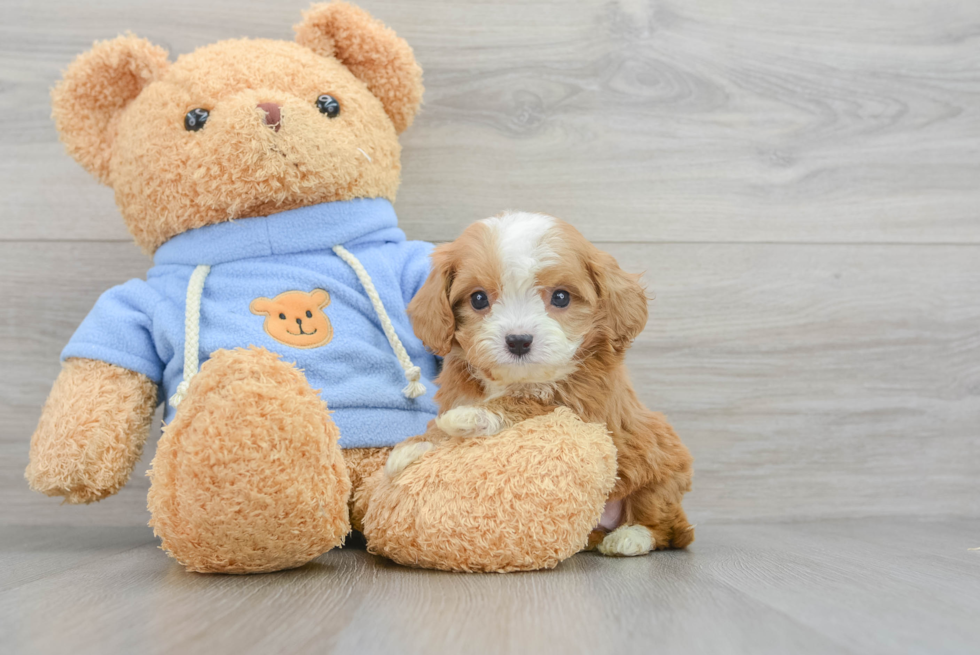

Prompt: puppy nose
[505,334,533,357]
[257,102,281,132]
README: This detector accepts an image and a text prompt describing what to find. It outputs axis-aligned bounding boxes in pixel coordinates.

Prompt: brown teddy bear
[25,2,618,573]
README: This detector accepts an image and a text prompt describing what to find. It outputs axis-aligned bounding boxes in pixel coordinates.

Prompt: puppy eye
[184,108,209,131]
[470,291,490,310]
[316,94,340,118]
[551,289,571,308]
[306,310,313,318]
[279,313,286,320]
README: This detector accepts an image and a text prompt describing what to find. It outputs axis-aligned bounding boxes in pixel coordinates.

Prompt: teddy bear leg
[342,447,390,534]
[360,408,618,572]
[147,346,351,574]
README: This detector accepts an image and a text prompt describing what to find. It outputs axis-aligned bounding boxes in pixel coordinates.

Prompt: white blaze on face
[475,212,581,383]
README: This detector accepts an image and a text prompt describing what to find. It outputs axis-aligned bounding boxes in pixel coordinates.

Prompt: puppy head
[409,212,647,386]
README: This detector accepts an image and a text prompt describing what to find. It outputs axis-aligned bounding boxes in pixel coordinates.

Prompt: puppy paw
[384,441,434,478]
[598,525,654,557]
[435,406,504,437]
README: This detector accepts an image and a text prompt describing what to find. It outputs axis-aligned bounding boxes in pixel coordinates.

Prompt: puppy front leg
[436,398,554,438]
[384,423,450,478]
[389,400,549,477]
[436,406,505,438]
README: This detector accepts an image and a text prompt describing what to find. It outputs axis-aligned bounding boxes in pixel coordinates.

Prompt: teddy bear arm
[26,358,158,504]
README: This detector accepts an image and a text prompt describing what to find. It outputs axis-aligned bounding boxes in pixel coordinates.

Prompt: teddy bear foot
[360,408,618,572]
[147,346,351,574]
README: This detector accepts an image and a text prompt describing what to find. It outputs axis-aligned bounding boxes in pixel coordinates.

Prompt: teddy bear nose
[257,102,281,132]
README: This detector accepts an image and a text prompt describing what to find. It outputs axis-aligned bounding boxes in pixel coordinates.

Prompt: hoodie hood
[154,198,404,266]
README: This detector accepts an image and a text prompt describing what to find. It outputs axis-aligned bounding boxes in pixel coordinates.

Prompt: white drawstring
[332,245,427,399]
[169,264,211,408]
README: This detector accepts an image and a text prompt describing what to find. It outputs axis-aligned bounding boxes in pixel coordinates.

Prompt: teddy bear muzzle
[257,102,281,132]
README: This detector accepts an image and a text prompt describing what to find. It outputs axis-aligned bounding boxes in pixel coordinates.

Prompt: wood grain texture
[2,242,977,525]
[2,0,980,243]
[1,519,978,655]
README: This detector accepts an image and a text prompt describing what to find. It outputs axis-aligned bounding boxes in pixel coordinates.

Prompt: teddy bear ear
[52,34,170,184]
[295,2,423,134]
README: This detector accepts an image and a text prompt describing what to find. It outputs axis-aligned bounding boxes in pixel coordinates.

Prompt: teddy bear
[25,2,618,573]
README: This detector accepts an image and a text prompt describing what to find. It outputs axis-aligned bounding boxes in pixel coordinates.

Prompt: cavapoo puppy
[385,212,694,556]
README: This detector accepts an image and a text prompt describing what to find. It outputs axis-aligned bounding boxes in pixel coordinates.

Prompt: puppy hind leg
[624,481,696,551]
[598,524,655,557]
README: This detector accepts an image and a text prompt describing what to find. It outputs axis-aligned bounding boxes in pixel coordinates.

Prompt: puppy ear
[311,289,331,308]
[408,244,456,356]
[295,2,423,134]
[249,298,273,316]
[52,35,169,184]
[588,251,648,351]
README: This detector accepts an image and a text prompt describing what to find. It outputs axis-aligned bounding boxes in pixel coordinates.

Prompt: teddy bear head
[52,2,423,254]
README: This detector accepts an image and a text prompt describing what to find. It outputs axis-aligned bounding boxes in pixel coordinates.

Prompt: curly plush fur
[147,347,351,574]
[361,409,617,572]
[343,446,390,532]
[26,358,157,504]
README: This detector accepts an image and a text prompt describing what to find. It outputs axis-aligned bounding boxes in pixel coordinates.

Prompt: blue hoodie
[61,198,440,448]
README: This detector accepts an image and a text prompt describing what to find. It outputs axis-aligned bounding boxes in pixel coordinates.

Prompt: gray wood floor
[2,0,979,653]
[1,518,978,655]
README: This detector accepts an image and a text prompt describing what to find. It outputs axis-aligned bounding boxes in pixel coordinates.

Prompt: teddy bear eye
[279,313,286,320]
[316,94,340,118]
[184,108,210,131]
[306,310,313,318]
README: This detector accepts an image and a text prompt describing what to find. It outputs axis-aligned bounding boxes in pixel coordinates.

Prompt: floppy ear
[311,289,331,308]
[295,2,423,134]
[52,34,170,184]
[408,244,456,356]
[588,250,649,352]
[249,298,273,316]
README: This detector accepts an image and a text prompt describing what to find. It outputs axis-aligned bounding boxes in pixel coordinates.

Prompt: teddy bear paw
[435,406,503,437]
[598,525,655,557]
[147,347,351,573]
[384,440,434,478]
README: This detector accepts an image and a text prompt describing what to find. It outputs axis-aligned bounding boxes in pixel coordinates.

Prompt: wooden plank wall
[1,0,978,526]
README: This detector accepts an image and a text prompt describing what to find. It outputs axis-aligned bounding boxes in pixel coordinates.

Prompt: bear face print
[250,289,333,349]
